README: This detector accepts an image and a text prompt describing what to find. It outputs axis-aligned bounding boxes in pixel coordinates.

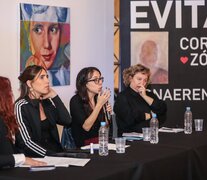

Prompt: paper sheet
[20,156,90,167]
[81,143,130,150]
[122,132,143,138]
[159,127,184,133]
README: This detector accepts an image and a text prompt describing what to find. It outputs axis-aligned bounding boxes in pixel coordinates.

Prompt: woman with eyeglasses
[70,67,112,147]
[114,64,167,136]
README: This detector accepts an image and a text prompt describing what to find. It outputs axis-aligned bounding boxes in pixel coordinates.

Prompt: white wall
[0,0,114,110]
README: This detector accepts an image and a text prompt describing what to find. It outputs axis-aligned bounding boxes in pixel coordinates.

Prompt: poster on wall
[20,3,70,86]
[131,31,169,84]
[120,0,207,126]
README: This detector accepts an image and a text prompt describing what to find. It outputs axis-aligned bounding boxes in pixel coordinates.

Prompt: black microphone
[103,103,111,121]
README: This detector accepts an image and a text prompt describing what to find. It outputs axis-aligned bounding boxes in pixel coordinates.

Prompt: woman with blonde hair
[114,64,167,135]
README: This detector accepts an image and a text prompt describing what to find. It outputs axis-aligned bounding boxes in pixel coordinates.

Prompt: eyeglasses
[87,77,104,84]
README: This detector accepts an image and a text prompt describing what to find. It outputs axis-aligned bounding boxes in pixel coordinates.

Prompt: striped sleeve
[15,99,46,157]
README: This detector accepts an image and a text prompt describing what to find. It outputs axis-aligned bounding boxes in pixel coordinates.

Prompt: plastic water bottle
[184,107,192,134]
[99,122,109,156]
[150,113,159,144]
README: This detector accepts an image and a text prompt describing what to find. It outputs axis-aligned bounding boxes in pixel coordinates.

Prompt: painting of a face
[140,40,158,67]
[29,21,60,69]
[20,3,71,86]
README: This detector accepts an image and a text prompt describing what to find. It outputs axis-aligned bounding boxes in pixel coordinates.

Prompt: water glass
[194,119,204,131]
[142,127,151,141]
[115,137,126,153]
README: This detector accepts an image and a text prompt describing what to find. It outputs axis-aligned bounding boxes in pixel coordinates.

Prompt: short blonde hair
[123,64,151,86]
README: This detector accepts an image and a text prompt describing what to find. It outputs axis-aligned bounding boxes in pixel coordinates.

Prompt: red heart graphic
[180,56,188,64]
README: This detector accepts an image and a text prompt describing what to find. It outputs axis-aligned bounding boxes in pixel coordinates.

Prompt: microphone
[103,102,111,121]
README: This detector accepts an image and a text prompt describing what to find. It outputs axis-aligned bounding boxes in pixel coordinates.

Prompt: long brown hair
[17,65,46,101]
[0,76,18,141]
[75,67,101,115]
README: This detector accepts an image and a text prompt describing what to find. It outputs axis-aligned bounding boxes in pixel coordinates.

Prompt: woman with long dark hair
[70,67,112,147]
[15,65,71,157]
[0,76,46,168]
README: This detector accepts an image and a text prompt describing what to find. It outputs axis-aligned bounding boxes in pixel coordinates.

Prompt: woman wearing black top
[114,64,167,135]
[70,67,112,147]
[15,65,71,157]
[0,76,45,168]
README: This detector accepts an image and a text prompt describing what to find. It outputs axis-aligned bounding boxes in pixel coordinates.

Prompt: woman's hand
[97,88,111,107]
[138,85,147,97]
[145,113,151,120]
[41,88,57,99]
[139,86,154,106]
[24,157,47,166]
[82,88,111,132]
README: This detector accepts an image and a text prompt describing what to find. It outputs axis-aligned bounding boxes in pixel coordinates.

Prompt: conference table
[1,129,207,180]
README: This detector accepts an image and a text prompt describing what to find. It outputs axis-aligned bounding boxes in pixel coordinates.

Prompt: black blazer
[0,117,15,168]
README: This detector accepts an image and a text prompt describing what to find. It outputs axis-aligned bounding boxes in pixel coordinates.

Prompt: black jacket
[0,117,15,168]
[114,87,167,135]
[15,95,71,157]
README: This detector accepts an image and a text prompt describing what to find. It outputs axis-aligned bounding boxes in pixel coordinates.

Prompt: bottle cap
[186,107,191,110]
[152,113,157,118]
[100,122,106,126]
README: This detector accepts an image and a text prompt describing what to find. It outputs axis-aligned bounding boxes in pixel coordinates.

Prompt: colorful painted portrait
[20,3,70,86]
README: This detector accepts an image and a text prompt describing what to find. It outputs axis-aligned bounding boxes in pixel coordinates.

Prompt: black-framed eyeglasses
[87,77,104,84]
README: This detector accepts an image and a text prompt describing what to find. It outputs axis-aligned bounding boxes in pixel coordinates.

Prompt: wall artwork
[131,31,169,84]
[20,3,70,86]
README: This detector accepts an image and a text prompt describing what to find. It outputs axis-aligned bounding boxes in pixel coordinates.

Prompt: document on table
[81,143,130,150]
[159,127,184,133]
[20,156,90,167]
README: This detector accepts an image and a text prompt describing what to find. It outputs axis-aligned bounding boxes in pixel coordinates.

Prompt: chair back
[111,113,118,138]
[61,127,76,149]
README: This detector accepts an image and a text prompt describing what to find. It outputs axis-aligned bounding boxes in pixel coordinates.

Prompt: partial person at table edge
[114,64,167,136]
[0,76,46,168]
